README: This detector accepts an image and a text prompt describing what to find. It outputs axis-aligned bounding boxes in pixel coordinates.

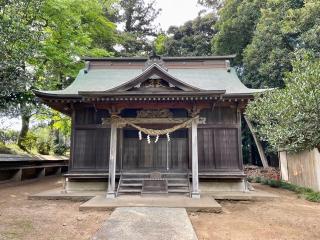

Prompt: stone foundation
[65,180,107,192]
[200,179,248,192]
[65,178,249,193]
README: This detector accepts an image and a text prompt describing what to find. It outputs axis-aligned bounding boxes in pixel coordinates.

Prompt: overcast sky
[151,0,205,31]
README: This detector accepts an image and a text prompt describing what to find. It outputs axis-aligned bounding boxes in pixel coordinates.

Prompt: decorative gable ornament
[143,51,168,71]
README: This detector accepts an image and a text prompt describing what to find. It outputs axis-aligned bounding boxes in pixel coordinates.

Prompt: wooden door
[122,130,188,171]
[198,128,240,171]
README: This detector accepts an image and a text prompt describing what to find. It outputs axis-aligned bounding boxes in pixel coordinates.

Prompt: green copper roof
[36,66,265,97]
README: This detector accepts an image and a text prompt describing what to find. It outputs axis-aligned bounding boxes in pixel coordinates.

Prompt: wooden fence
[279,148,320,191]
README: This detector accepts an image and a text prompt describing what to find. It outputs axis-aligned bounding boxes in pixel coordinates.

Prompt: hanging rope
[111,115,197,136]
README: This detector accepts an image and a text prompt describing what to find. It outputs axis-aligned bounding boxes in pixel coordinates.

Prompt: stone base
[64,179,250,194]
[191,192,200,199]
[106,192,116,199]
[200,179,247,192]
[80,195,222,212]
[65,181,107,192]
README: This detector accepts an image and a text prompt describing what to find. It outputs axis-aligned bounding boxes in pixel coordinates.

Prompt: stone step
[122,177,188,181]
[118,172,191,196]
[118,188,142,193]
[168,189,190,193]
[167,183,188,187]
[120,183,142,187]
[121,178,144,181]
[122,174,188,178]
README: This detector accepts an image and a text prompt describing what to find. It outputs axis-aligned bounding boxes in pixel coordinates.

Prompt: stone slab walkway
[80,195,222,212]
[92,207,198,240]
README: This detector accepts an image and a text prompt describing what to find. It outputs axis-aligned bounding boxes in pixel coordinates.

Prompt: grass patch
[249,177,320,203]
[0,142,14,154]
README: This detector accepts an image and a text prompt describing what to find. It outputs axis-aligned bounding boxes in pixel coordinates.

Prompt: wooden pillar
[69,104,76,171]
[191,117,200,198]
[237,107,243,170]
[106,121,117,198]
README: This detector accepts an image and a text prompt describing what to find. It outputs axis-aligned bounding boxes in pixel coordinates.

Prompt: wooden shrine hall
[34,54,266,198]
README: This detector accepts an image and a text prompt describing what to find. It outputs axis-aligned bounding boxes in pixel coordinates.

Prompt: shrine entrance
[122,129,189,172]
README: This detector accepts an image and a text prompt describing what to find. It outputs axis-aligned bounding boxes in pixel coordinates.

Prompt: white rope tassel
[147,135,151,144]
[138,131,142,140]
[166,133,170,142]
[155,135,159,143]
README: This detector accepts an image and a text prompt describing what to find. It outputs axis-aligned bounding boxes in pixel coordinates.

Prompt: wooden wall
[198,107,241,171]
[71,107,111,172]
[70,106,242,173]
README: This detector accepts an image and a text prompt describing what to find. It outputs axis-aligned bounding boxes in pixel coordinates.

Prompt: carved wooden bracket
[136,109,173,118]
[102,117,206,126]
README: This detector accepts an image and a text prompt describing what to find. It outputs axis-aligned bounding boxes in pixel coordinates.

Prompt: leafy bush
[269,179,281,188]
[52,143,68,156]
[246,53,320,153]
[0,130,19,144]
[246,176,253,182]
[255,176,262,183]
[33,127,51,155]
[305,192,320,202]
[20,132,37,151]
[37,140,50,155]
[252,177,320,203]
[0,142,13,154]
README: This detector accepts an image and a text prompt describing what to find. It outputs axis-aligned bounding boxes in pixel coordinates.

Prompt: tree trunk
[17,113,31,151]
[244,116,269,168]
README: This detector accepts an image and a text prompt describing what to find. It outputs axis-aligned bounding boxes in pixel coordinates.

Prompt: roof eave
[33,90,81,99]
[78,90,226,97]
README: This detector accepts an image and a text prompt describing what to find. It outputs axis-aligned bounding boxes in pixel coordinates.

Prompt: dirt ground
[190,184,320,240]
[0,177,110,240]
[0,177,319,240]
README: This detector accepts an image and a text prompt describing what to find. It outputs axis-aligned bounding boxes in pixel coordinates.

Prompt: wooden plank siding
[71,107,111,172]
[197,128,239,170]
[69,106,243,174]
[197,107,241,172]
[72,128,110,171]
[122,135,188,170]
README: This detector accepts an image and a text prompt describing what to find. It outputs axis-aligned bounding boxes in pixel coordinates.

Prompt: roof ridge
[82,55,236,61]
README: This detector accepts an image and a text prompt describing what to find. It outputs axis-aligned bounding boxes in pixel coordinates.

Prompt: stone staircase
[116,172,190,196]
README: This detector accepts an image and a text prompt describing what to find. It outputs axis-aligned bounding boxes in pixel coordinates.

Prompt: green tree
[198,0,224,9]
[212,0,319,90]
[211,0,319,163]
[155,14,216,56]
[33,0,116,153]
[36,0,116,90]
[246,52,320,152]
[1,0,117,151]
[0,0,44,151]
[0,0,43,96]
[212,0,267,65]
[154,34,168,55]
[115,0,161,55]
[243,0,305,88]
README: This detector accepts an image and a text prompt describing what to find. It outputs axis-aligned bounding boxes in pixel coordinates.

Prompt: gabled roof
[103,63,201,92]
[34,55,267,99]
